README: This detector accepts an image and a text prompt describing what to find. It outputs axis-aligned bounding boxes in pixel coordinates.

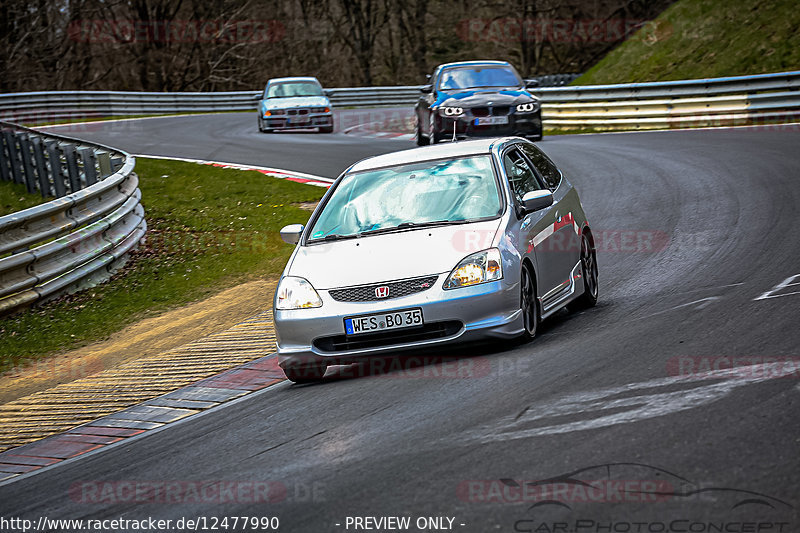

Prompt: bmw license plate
[289,116,309,125]
[345,308,423,335]
[475,116,508,125]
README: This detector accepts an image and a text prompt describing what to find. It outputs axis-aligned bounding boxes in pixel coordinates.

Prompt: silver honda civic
[274,137,598,382]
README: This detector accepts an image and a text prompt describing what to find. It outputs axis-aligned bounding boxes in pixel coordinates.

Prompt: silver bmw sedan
[274,137,598,382]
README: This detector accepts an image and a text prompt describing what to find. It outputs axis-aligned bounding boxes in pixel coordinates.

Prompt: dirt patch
[0,279,276,404]
[294,202,318,211]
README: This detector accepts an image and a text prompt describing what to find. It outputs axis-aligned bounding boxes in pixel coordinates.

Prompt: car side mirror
[323,88,331,96]
[522,190,553,213]
[280,224,304,245]
[420,84,432,94]
[254,93,263,101]
[525,79,540,89]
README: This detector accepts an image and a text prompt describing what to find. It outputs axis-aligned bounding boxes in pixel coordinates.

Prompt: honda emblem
[375,286,389,298]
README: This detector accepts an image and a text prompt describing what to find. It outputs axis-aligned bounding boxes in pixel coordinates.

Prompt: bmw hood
[435,89,538,108]
[262,96,329,110]
[288,219,503,289]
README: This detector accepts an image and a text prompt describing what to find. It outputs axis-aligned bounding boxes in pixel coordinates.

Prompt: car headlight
[440,106,464,117]
[443,248,503,289]
[265,109,285,116]
[276,276,322,310]
[516,102,537,113]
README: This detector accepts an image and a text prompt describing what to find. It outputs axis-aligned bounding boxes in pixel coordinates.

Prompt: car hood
[435,89,537,108]
[261,96,329,110]
[288,219,503,289]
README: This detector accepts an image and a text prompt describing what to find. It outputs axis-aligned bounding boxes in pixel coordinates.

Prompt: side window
[520,144,561,190]
[503,148,544,204]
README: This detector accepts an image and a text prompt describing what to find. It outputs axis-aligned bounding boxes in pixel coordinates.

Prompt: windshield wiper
[309,219,483,242]
[358,219,475,237]
[308,233,358,243]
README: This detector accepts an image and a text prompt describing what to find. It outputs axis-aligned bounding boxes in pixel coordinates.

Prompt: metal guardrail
[0,121,146,314]
[538,70,800,131]
[0,71,797,132]
[0,75,580,123]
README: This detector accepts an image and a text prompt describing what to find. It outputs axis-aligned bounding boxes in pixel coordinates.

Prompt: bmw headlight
[516,102,537,113]
[440,106,464,117]
[443,248,503,289]
[276,276,322,310]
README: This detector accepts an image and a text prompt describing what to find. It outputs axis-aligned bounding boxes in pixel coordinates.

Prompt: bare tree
[326,0,389,86]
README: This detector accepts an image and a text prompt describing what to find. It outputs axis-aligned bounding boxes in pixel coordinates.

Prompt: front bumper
[437,112,542,139]
[275,274,522,368]
[263,112,333,130]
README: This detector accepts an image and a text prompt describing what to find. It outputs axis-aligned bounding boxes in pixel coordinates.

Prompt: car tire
[429,115,440,144]
[283,363,328,384]
[257,117,264,133]
[319,121,334,133]
[415,116,427,146]
[569,232,599,311]
[520,264,540,339]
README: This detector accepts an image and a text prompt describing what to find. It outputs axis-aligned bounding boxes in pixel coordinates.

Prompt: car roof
[438,60,513,69]
[348,137,520,173]
[267,77,321,84]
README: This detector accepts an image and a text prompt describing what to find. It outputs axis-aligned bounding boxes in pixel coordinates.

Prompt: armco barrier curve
[0,71,798,131]
[0,121,146,314]
[0,75,580,124]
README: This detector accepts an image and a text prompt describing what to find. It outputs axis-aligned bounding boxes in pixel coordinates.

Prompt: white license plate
[345,308,423,335]
[475,116,509,125]
[290,116,309,125]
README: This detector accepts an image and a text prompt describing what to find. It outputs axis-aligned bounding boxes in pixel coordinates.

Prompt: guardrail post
[96,151,112,178]
[30,136,51,198]
[63,143,81,192]
[46,141,66,197]
[2,130,24,185]
[18,134,37,194]
[79,147,98,186]
[0,130,11,182]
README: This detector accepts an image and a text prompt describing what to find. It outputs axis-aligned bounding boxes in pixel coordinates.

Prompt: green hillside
[575,0,800,85]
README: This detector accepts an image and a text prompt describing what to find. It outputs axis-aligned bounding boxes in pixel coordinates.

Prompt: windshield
[438,66,523,90]
[308,155,502,241]
[265,81,323,98]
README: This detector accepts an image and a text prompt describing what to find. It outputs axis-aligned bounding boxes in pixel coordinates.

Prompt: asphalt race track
[2,114,799,531]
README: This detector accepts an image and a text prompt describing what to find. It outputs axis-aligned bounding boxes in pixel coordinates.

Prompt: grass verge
[575,0,800,85]
[0,181,47,216]
[0,158,324,373]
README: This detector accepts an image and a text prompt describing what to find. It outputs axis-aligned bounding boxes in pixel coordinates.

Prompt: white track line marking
[472,362,795,443]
